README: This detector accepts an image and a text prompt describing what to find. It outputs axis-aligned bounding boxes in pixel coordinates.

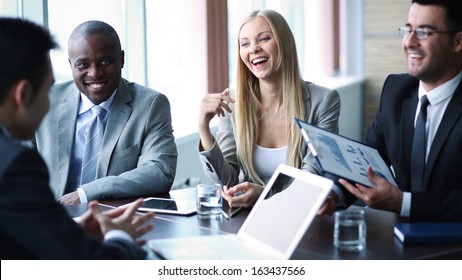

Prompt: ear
[454,31,462,52]
[12,80,34,109]
[120,50,125,69]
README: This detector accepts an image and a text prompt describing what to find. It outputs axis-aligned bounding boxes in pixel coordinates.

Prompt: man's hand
[338,166,403,213]
[77,206,104,240]
[88,199,155,245]
[317,191,338,216]
[58,191,81,205]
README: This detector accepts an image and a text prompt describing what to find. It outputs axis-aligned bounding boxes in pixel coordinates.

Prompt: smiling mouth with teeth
[409,53,424,59]
[87,82,106,89]
[252,57,268,65]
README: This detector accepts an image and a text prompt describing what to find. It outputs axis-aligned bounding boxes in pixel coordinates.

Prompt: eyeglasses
[398,26,460,40]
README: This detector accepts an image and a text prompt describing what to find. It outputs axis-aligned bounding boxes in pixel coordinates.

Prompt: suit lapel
[98,80,133,177]
[425,82,462,189]
[301,83,312,159]
[400,88,418,192]
[302,82,312,121]
[57,87,79,195]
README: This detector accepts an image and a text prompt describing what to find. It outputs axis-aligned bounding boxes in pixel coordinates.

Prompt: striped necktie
[80,105,107,185]
[410,95,429,191]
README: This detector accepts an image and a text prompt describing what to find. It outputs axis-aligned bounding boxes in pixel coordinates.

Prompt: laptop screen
[239,164,332,256]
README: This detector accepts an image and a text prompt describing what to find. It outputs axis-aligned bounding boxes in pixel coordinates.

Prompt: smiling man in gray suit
[34,20,177,205]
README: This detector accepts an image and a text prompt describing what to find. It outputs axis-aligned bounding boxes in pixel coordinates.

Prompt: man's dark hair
[69,20,121,52]
[412,0,462,31]
[0,17,58,104]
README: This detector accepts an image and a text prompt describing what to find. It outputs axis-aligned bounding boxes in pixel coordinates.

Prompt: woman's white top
[253,144,288,184]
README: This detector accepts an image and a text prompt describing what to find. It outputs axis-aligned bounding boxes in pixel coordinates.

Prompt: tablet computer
[120,197,197,215]
[295,118,397,188]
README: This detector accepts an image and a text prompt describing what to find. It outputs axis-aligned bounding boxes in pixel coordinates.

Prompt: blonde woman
[198,9,340,213]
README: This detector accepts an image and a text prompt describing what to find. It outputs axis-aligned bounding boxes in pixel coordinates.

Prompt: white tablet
[120,197,197,215]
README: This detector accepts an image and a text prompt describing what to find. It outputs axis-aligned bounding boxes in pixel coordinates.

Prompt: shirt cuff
[400,191,411,217]
[104,229,133,242]
[331,184,346,206]
[77,187,88,203]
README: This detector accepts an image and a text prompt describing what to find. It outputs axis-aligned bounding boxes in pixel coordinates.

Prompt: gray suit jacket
[199,81,341,187]
[34,79,177,201]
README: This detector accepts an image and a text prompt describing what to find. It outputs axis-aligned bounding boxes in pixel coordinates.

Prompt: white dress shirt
[67,91,116,202]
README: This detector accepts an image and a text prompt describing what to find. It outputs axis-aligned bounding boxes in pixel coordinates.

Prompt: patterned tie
[410,95,429,191]
[80,105,107,185]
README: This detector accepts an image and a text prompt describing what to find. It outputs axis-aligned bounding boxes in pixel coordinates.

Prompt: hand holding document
[294,118,397,188]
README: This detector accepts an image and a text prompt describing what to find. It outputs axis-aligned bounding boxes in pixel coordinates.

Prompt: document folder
[295,118,397,188]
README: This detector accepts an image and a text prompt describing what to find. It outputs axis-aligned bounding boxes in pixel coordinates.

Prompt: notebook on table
[294,118,397,188]
[148,164,333,260]
[394,222,462,244]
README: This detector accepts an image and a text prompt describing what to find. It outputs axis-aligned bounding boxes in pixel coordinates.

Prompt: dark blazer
[0,130,147,259]
[364,73,462,221]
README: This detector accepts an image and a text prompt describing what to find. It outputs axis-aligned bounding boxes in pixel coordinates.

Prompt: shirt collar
[418,70,462,106]
[0,122,12,139]
[78,89,117,115]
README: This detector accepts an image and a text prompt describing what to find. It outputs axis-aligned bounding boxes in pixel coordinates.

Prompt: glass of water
[333,209,366,252]
[196,183,222,219]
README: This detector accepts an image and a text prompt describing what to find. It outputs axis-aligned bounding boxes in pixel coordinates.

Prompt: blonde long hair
[234,9,305,185]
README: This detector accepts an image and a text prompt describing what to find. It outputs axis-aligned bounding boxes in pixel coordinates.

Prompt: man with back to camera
[338,0,462,221]
[0,17,155,259]
[32,20,178,205]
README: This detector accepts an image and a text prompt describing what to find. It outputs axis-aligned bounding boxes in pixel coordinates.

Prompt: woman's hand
[222,182,264,208]
[199,89,234,125]
[198,89,235,151]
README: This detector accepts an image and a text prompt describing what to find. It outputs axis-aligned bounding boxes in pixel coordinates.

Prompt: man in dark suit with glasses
[338,0,462,222]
